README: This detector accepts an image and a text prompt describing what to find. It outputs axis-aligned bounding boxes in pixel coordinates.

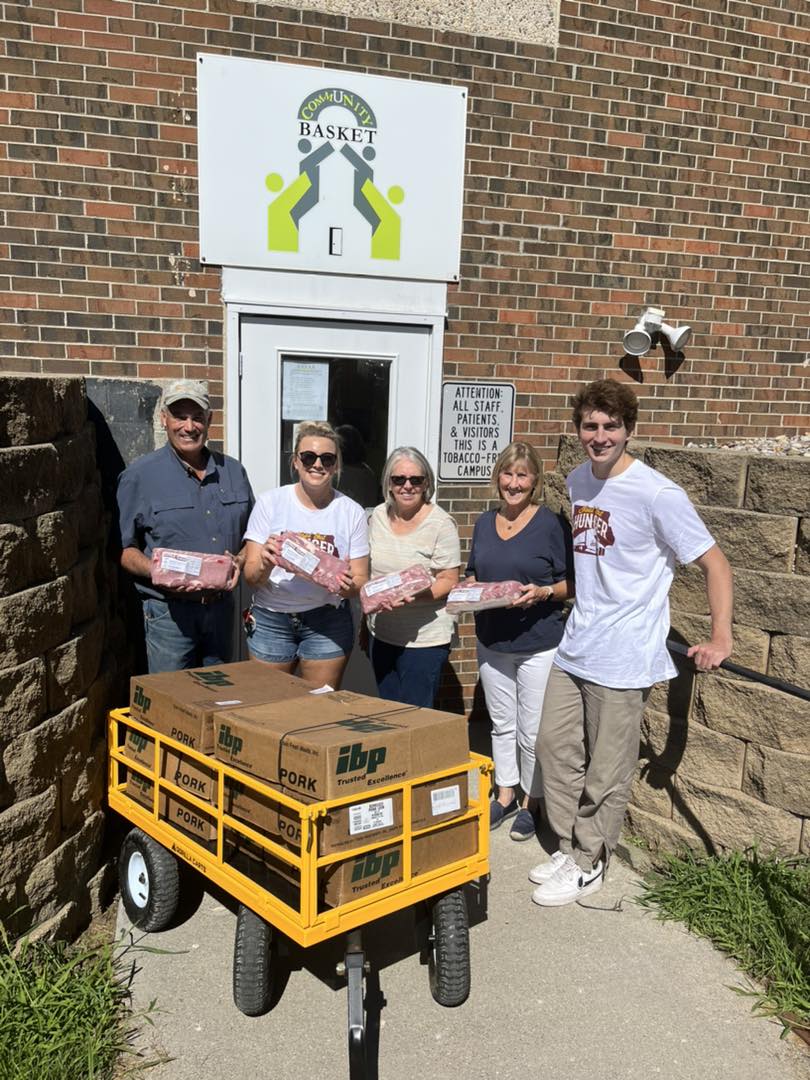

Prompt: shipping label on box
[129,661,314,753]
[411,771,469,831]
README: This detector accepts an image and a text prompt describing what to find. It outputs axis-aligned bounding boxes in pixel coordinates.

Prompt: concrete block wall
[544,439,810,857]
[0,375,118,940]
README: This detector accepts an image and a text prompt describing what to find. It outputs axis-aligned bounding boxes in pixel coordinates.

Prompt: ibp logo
[132,685,151,712]
[336,743,386,776]
[128,731,149,754]
[187,669,233,688]
[335,717,395,734]
[265,87,404,262]
[350,849,400,883]
[217,724,243,756]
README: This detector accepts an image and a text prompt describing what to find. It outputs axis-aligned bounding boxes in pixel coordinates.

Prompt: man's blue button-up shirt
[117,442,254,599]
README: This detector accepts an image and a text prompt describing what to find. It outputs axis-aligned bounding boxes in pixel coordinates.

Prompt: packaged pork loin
[151,548,235,591]
[273,531,350,594]
[360,564,433,614]
[445,579,525,614]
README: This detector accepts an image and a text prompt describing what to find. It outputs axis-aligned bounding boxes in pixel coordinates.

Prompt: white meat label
[281,540,320,575]
[430,784,461,815]
[348,798,394,835]
[161,553,203,576]
[449,586,482,603]
[365,573,404,596]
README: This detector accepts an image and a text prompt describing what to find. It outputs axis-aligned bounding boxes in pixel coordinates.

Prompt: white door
[237,314,438,688]
[239,315,435,496]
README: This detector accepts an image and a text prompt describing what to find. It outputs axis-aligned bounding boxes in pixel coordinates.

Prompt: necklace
[500,506,529,531]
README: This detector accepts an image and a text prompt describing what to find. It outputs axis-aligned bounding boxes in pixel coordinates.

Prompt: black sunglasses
[298,450,338,469]
[391,475,426,488]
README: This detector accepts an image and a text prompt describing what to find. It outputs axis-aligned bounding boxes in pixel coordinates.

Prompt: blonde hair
[490,441,542,504]
[292,421,342,476]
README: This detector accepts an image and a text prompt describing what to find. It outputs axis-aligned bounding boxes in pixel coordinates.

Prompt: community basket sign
[438,382,515,482]
[197,55,467,282]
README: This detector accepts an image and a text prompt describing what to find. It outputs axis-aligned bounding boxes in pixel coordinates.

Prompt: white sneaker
[528,849,567,884]
[531,855,604,907]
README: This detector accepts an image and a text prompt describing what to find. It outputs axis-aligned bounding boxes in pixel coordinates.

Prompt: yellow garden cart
[108,708,491,1079]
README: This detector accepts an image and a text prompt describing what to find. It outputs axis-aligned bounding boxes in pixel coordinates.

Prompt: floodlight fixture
[623,307,692,357]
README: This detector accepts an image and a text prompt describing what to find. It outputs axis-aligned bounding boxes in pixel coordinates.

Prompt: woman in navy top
[467,441,573,840]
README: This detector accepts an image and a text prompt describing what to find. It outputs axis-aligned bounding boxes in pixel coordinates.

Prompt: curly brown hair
[571,379,638,432]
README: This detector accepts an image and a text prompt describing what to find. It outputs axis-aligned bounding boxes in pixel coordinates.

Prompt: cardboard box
[129,661,314,753]
[225,769,469,857]
[226,778,403,855]
[124,770,218,845]
[321,817,478,908]
[223,830,300,912]
[121,728,218,804]
[212,693,469,802]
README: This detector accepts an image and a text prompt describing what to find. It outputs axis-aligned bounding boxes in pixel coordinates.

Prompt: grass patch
[637,847,810,1038]
[0,922,159,1080]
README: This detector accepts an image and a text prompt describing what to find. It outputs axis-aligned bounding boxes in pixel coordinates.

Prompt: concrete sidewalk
[118,824,808,1080]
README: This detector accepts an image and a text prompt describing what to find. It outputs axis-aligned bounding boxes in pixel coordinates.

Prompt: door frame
[224,300,446,474]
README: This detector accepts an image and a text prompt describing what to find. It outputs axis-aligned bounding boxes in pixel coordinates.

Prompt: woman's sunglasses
[298,450,337,469]
[391,475,426,488]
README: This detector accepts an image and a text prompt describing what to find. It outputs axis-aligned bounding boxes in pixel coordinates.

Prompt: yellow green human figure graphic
[265,136,404,260]
[341,145,404,261]
[361,179,404,260]
[266,140,334,252]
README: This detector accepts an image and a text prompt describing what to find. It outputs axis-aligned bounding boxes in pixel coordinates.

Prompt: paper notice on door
[282,360,329,420]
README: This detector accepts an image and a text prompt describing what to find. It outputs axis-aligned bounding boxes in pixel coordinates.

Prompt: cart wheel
[428,888,470,1007]
[233,903,274,1017]
[118,828,180,933]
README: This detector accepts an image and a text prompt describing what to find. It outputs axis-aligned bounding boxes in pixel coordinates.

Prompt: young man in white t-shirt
[531,379,733,906]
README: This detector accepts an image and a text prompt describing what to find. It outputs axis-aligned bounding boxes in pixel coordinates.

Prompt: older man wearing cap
[116,379,254,673]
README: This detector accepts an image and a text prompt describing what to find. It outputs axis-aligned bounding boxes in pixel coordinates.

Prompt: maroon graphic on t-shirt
[299,532,340,558]
[572,504,615,557]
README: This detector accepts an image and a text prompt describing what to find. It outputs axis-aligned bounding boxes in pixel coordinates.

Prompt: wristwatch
[545,586,555,602]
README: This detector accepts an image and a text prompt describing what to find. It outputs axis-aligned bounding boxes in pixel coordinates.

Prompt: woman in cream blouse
[363,447,461,707]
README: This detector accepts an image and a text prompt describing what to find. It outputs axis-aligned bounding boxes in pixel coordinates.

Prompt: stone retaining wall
[0,375,121,940]
[545,440,810,858]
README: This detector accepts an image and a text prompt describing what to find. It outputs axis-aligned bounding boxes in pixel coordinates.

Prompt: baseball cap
[161,379,210,412]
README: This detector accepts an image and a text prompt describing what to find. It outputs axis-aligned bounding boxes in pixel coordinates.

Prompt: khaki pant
[536,665,649,872]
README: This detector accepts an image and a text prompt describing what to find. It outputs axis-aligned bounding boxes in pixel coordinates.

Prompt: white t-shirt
[244,484,369,612]
[555,459,715,689]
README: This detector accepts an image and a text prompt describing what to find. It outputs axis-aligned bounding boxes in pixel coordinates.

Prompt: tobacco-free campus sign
[197,55,467,281]
[438,382,515,482]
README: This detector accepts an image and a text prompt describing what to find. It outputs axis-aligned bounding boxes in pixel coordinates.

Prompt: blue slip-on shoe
[489,797,519,830]
[509,807,537,841]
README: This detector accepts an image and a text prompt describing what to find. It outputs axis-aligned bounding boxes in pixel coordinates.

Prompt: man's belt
[164,591,227,606]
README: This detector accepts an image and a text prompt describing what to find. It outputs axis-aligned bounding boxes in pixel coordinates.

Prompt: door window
[279,354,389,509]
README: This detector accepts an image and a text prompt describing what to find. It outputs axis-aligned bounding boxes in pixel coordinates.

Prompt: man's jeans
[143,596,235,673]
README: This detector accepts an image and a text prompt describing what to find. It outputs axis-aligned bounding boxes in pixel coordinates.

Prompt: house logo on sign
[264,87,404,260]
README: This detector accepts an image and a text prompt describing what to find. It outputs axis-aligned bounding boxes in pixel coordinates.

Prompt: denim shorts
[246,602,354,663]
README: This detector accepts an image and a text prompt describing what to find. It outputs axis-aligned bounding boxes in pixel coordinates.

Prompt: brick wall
[2,1,807,445]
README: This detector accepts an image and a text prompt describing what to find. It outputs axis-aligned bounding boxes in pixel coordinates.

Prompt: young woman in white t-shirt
[363,447,461,707]
[242,421,369,689]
